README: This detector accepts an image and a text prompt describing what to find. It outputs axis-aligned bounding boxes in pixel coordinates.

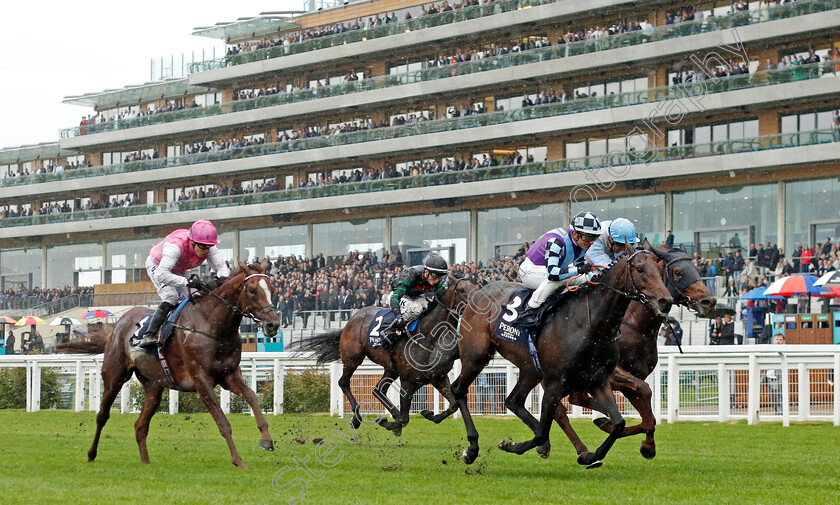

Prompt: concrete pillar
[664,191,673,236]
[469,209,478,263]
[777,181,786,251]
[384,217,392,253]
[306,223,314,257]
[41,245,48,288]
[233,229,241,264]
[101,241,108,284]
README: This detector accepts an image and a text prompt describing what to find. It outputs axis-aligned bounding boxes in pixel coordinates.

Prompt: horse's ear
[259,257,270,273]
[640,237,652,250]
[679,243,687,253]
[237,258,248,271]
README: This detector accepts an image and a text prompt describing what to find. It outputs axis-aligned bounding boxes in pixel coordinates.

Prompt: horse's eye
[248,288,258,295]
[673,268,682,279]
[636,265,644,273]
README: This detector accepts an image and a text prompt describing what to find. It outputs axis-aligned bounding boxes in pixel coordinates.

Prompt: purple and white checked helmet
[570,211,602,234]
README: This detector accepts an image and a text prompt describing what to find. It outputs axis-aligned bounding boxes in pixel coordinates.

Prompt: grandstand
[1,0,839,351]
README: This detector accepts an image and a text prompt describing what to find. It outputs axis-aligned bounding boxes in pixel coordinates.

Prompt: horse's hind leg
[193,372,246,469]
[88,364,131,462]
[379,380,417,435]
[222,369,274,451]
[590,369,657,459]
[135,378,164,465]
[338,356,364,429]
[552,398,590,458]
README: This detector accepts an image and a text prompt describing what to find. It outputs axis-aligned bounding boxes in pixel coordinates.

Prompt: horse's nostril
[658,298,672,310]
[700,299,714,308]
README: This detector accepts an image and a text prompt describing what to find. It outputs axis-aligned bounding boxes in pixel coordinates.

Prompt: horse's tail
[57,326,112,354]
[294,328,343,365]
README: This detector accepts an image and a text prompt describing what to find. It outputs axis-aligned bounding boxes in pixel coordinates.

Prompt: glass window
[565,141,586,159]
[581,194,665,246]
[392,212,469,264]
[241,225,307,261]
[312,220,386,258]
[712,124,728,141]
[476,204,562,261]
[46,243,103,288]
[694,126,711,145]
[729,122,745,140]
[780,115,797,134]
[785,177,840,252]
[107,238,158,269]
[1,248,43,289]
[799,114,816,131]
[744,119,759,138]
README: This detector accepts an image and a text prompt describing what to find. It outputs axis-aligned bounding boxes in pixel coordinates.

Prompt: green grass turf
[0,410,838,505]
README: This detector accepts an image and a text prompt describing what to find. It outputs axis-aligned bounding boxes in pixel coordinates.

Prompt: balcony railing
[22,61,839,192]
[57,0,840,139]
[4,127,837,229]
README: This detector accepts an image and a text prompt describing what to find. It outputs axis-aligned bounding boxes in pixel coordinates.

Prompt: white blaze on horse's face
[258,279,272,304]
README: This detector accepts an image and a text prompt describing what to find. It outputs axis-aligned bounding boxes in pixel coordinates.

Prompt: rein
[410,277,472,353]
[590,250,655,302]
[199,272,275,322]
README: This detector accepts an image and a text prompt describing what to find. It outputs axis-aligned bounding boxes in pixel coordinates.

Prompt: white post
[667,354,678,423]
[833,352,839,427]
[31,361,41,412]
[88,369,98,411]
[718,363,729,422]
[798,363,808,421]
[451,360,461,420]
[169,389,179,415]
[120,381,130,413]
[25,361,32,412]
[74,360,85,412]
[505,365,515,415]
[747,354,759,425]
[387,378,400,412]
[652,362,662,424]
[329,361,341,417]
[433,385,441,415]
[537,383,544,418]
[220,388,231,414]
[781,352,790,427]
[249,358,258,417]
[273,360,284,415]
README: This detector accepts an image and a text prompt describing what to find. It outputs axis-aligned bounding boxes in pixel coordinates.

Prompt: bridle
[589,249,657,303]
[202,272,276,323]
[659,252,702,313]
[434,276,473,320]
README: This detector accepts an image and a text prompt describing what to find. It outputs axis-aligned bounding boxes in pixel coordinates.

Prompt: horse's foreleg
[379,381,417,436]
[577,382,625,468]
[504,372,551,459]
[451,360,488,465]
[134,379,163,465]
[614,373,657,459]
[499,381,561,458]
[89,365,131,462]
[552,399,590,457]
[222,370,274,451]
[371,368,400,427]
[193,373,246,469]
[421,375,458,423]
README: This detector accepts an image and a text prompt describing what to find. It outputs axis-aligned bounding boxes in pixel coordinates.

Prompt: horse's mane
[541,253,628,308]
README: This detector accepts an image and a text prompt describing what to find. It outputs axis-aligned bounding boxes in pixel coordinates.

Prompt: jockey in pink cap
[136,220,231,348]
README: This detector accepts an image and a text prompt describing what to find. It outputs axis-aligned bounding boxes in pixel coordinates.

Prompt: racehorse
[297,272,476,436]
[58,259,280,469]
[445,240,673,466]
[553,246,716,460]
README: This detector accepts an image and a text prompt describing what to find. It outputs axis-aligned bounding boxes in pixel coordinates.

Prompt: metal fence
[3,347,838,426]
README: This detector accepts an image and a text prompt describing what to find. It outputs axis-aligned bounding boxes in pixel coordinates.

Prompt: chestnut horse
[553,246,716,460]
[298,273,476,435]
[58,259,281,469]
[446,241,673,466]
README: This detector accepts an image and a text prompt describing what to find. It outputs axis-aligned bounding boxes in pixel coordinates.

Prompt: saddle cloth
[493,287,542,373]
[367,308,419,349]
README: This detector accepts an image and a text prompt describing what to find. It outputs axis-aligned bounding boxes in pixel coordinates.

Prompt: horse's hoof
[420,409,435,421]
[577,452,596,466]
[536,444,551,459]
[585,460,604,470]
[260,439,275,451]
[640,444,656,460]
[392,426,402,437]
[463,447,479,465]
[498,439,513,451]
[351,416,361,430]
[87,450,97,462]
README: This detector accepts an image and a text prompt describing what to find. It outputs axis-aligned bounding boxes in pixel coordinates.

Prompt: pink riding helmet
[188,220,219,245]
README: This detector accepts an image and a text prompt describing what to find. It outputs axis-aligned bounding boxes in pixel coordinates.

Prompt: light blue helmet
[608,218,638,244]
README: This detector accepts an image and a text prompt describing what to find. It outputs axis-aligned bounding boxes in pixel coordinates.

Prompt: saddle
[129,298,190,386]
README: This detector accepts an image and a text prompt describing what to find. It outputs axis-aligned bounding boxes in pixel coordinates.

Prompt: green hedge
[0,367,62,409]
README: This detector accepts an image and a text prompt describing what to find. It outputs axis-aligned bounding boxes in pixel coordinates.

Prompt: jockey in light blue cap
[585,217,639,270]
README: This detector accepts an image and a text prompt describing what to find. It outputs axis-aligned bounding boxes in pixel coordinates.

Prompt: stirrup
[517,305,541,327]
[137,333,160,349]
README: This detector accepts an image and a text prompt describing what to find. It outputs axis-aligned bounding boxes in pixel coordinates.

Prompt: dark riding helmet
[423,254,449,275]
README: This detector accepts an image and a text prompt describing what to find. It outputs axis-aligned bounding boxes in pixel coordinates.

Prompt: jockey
[382,254,449,341]
[136,220,231,348]
[517,211,601,326]
[585,218,639,270]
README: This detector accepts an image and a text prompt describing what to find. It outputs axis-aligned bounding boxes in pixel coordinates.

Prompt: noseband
[207,273,276,323]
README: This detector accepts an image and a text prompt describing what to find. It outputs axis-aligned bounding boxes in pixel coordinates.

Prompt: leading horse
[297,273,476,435]
[447,241,673,466]
[58,259,281,469]
[553,246,716,460]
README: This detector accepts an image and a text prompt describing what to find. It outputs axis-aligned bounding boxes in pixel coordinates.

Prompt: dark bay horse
[448,242,673,466]
[58,259,281,469]
[554,246,716,460]
[298,273,476,436]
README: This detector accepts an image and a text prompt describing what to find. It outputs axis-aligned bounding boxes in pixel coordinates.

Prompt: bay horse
[447,240,673,466]
[553,246,716,460]
[58,259,281,469]
[297,273,476,436]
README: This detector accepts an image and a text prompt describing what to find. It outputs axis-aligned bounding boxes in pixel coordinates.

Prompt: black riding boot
[137,301,176,348]
[381,316,407,348]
